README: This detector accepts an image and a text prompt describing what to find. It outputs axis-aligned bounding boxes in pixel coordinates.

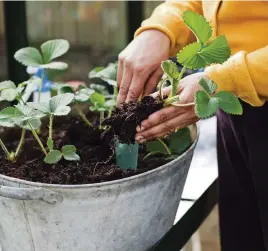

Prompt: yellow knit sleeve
[134,0,203,56]
[205,46,268,107]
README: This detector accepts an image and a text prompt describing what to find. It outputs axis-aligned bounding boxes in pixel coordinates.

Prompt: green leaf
[177,36,231,69]
[44,150,62,164]
[58,84,75,94]
[161,60,179,79]
[198,78,217,95]
[177,42,204,70]
[41,39,70,63]
[89,63,117,80]
[28,118,41,129]
[16,85,25,95]
[14,47,43,66]
[146,140,169,155]
[0,118,14,128]
[194,90,219,118]
[0,81,16,91]
[62,145,76,153]
[47,138,54,151]
[41,62,68,70]
[27,102,50,113]
[167,128,191,155]
[89,84,109,96]
[143,151,161,160]
[182,10,212,44]
[102,78,117,86]
[96,107,106,112]
[200,35,231,65]
[0,108,17,127]
[89,106,97,112]
[63,152,80,161]
[0,107,22,119]
[53,106,71,116]
[90,92,105,106]
[19,118,41,130]
[49,93,74,113]
[105,99,116,107]
[62,145,80,161]
[15,104,45,119]
[75,88,95,102]
[88,66,105,78]
[214,91,243,115]
[1,89,17,101]
[21,77,41,103]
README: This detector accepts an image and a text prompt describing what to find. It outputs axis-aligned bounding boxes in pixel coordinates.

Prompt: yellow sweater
[135,0,268,106]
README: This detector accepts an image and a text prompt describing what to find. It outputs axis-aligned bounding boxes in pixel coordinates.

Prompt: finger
[117,57,124,88]
[143,67,163,96]
[136,118,177,142]
[137,105,183,132]
[144,122,190,141]
[116,61,133,106]
[125,68,149,103]
[136,112,197,142]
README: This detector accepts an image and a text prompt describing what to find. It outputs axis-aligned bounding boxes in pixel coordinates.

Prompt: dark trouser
[217,101,268,251]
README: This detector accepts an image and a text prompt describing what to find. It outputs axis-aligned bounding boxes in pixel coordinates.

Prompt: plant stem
[17,95,26,105]
[38,69,45,102]
[99,111,104,129]
[0,138,11,159]
[15,129,26,158]
[28,121,48,155]
[75,105,93,127]
[177,66,186,82]
[108,108,113,118]
[157,138,172,155]
[158,77,168,101]
[171,66,186,97]
[108,85,118,118]
[49,114,54,140]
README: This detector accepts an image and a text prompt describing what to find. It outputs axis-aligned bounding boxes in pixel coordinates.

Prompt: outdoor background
[0,2,220,250]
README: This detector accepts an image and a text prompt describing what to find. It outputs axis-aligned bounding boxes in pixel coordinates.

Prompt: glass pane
[0,1,8,82]
[25,1,127,82]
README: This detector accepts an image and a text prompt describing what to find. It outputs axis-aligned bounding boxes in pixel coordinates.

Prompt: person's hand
[135,72,207,143]
[116,30,170,106]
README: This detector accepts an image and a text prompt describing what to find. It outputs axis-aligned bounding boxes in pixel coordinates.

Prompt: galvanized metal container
[0,125,198,251]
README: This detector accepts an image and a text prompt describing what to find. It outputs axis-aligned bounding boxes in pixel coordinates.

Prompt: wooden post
[4,1,29,83]
[127,1,143,43]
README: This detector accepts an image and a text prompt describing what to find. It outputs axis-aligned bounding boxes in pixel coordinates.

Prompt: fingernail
[139,138,147,144]
[136,126,145,132]
[135,135,144,141]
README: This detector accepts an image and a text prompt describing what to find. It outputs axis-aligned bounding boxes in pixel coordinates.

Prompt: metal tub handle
[0,186,63,204]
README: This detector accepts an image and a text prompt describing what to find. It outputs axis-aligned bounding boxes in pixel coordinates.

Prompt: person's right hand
[116,30,171,106]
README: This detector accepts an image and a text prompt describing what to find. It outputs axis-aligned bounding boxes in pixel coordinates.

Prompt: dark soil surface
[0,110,168,185]
[102,96,164,144]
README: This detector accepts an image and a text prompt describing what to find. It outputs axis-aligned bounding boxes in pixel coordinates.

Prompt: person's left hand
[135,72,207,143]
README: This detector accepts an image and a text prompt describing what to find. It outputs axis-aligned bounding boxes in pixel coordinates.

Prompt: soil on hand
[102,96,164,144]
[0,112,168,185]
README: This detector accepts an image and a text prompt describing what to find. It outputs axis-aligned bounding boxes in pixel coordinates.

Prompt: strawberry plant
[14,39,69,102]
[105,10,243,166]
[142,11,243,160]
[0,40,118,167]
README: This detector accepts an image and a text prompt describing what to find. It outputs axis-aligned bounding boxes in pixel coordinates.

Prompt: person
[116,1,268,251]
